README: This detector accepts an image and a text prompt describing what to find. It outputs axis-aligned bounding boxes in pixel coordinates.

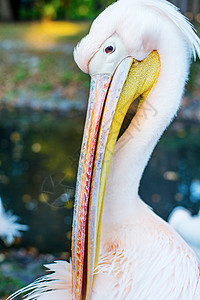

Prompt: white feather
[0,197,28,245]
[168,207,200,261]
[7,261,72,300]
[93,201,200,299]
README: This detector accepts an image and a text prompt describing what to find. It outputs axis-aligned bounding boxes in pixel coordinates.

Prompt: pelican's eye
[104,45,115,54]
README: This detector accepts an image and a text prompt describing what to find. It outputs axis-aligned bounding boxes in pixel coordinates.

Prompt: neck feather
[103,21,190,224]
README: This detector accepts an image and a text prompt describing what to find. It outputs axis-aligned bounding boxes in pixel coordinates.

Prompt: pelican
[9,0,200,299]
[0,196,28,245]
[168,206,200,261]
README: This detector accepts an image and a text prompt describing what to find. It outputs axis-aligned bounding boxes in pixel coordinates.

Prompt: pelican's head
[72,0,200,299]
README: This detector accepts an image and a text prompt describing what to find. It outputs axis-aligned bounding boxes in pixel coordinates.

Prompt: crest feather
[74,0,200,74]
[143,0,200,60]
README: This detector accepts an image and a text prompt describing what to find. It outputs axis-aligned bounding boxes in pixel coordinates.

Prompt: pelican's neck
[103,21,190,224]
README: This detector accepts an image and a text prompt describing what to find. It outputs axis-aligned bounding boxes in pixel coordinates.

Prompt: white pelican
[0,196,28,245]
[8,0,200,299]
[168,206,200,261]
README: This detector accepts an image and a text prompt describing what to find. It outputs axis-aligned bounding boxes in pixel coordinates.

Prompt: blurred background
[0,0,200,298]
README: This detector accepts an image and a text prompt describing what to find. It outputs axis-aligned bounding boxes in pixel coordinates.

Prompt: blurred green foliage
[19,0,114,20]
[0,270,24,298]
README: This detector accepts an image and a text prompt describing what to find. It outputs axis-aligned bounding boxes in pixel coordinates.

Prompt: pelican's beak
[72,51,160,300]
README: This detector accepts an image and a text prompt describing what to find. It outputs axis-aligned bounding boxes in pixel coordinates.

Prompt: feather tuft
[0,197,28,245]
[8,260,72,300]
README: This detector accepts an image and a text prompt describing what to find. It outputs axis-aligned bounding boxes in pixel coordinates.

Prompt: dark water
[0,108,200,253]
[0,108,84,253]
[141,120,200,219]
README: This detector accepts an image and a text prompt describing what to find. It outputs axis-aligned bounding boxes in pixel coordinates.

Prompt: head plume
[74,0,200,73]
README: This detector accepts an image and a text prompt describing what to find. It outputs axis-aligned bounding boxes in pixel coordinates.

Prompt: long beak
[72,51,160,300]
